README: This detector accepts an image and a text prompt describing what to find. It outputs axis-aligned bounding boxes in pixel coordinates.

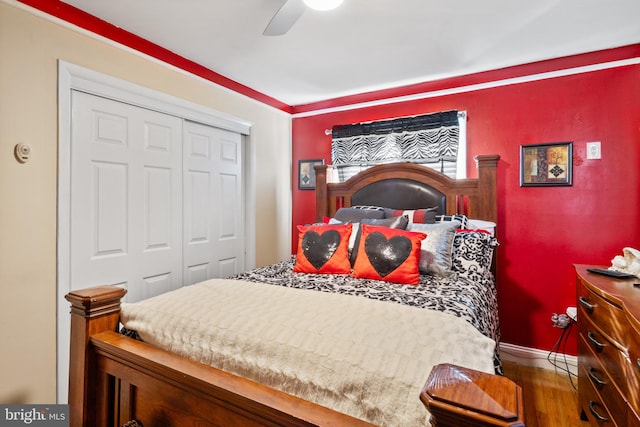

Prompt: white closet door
[183,120,245,284]
[70,91,183,302]
[58,66,251,403]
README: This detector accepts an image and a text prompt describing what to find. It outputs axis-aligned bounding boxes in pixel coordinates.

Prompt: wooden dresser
[575,264,640,426]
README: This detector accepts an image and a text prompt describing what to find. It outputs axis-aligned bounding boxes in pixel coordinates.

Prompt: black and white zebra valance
[331,110,465,181]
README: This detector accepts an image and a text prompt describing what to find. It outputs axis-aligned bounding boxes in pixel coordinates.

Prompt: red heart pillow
[352,224,426,285]
[294,224,352,274]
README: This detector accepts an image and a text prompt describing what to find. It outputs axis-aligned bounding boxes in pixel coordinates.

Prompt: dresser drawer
[579,335,627,426]
[579,312,630,397]
[578,277,627,348]
[626,322,640,415]
[578,360,619,427]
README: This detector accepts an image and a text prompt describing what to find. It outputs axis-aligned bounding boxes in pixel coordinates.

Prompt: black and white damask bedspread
[231,258,501,372]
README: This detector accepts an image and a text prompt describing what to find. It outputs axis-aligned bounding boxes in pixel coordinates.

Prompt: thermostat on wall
[14,143,32,163]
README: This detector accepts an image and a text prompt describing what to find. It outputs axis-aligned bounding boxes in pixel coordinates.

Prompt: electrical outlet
[566,306,577,321]
[586,141,601,159]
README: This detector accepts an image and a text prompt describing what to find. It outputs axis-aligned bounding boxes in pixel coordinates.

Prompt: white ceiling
[60,0,640,106]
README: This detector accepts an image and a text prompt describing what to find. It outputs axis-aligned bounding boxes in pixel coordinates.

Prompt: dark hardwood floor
[502,361,590,427]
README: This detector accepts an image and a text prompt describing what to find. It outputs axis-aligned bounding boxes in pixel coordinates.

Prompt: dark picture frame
[520,142,573,187]
[298,159,324,190]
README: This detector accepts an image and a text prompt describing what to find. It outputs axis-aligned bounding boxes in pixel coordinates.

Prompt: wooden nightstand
[421,363,525,427]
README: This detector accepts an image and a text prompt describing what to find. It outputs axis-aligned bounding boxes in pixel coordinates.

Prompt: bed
[66,154,503,427]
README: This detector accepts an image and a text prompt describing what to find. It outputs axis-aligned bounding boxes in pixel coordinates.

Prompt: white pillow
[467,219,496,236]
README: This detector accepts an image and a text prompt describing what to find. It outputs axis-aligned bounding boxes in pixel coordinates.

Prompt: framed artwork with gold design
[298,159,324,190]
[520,142,572,187]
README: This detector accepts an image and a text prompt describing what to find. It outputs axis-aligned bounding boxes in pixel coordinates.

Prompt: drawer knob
[578,296,596,313]
[588,400,610,423]
[588,367,607,388]
[637,358,640,372]
[587,331,606,351]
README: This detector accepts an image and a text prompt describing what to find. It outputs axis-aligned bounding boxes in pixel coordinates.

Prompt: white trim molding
[293,57,640,118]
[58,61,253,135]
[499,342,578,376]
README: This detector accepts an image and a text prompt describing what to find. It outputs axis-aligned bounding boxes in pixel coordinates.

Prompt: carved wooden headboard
[315,155,499,223]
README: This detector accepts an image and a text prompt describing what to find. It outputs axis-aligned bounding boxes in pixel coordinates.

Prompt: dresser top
[575,264,640,327]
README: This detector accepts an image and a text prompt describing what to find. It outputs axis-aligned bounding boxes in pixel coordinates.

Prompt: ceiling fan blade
[264,0,306,36]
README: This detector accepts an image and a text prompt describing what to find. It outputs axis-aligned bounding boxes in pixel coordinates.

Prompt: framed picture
[298,159,324,190]
[520,142,573,186]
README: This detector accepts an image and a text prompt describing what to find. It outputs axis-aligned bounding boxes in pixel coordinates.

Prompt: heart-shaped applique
[364,232,411,277]
[302,229,341,270]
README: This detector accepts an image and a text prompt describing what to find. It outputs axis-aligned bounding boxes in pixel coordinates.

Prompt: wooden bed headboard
[315,154,500,223]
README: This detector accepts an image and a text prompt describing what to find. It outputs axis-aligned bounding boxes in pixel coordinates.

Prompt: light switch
[586,141,601,159]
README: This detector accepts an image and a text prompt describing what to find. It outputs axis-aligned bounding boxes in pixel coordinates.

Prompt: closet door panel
[70,91,183,303]
[184,121,244,284]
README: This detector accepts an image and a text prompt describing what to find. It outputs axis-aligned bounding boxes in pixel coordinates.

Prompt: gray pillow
[333,207,384,223]
[408,221,461,276]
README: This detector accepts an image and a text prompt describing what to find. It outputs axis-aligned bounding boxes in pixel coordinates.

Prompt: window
[331,110,466,181]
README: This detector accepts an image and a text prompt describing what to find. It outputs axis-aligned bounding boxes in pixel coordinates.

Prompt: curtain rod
[324,111,465,136]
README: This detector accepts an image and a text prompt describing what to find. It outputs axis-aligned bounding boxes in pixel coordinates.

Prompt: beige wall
[0,1,292,403]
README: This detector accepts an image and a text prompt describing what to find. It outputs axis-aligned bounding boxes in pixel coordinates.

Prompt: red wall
[291,46,640,354]
[28,0,640,355]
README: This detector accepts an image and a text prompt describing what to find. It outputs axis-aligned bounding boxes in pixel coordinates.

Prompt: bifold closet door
[60,83,247,403]
[183,120,245,285]
[70,91,183,302]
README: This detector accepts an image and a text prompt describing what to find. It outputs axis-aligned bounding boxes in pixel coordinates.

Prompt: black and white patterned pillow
[451,231,499,281]
[435,214,469,229]
[350,205,386,211]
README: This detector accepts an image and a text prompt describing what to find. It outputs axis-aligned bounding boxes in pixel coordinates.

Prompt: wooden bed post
[65,286,127,427]
[314,164,328,223]
[474,154,500,224]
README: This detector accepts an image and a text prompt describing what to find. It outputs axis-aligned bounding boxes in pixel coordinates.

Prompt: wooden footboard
[66,286,374,427]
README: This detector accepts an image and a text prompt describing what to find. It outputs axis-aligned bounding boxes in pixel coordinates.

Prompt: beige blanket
[121,279,495,426]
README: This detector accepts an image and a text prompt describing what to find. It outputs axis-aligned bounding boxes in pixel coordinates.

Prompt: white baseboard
[499,342,578,376]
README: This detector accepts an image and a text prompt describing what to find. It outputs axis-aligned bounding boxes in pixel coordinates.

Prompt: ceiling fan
[264,0,344,36]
